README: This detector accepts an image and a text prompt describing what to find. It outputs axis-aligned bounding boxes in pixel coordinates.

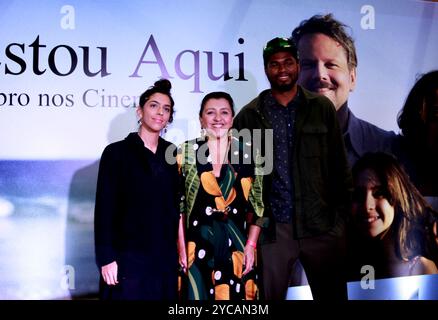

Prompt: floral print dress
[178,137,264,300]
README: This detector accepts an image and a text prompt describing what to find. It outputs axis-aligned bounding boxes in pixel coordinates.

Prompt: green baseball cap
[263,37,298,66]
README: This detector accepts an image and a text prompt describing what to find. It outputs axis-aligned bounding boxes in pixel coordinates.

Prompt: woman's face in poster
[352,168,395,238]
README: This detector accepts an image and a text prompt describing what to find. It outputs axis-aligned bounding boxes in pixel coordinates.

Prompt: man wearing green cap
[233,37,352,300]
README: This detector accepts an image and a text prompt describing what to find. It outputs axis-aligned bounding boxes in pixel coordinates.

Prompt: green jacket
[177,136,267,228]
[233,86,353,242]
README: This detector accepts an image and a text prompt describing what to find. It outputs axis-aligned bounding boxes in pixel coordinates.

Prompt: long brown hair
[353,152,435,260]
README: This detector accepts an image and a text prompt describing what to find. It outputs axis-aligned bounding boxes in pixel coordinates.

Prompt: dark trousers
[260,223,347,301]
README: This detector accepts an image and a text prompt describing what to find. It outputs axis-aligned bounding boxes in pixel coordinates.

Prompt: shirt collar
[265,89,300,109]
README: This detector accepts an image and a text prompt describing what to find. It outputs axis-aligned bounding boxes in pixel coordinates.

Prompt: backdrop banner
[1,0,437,299]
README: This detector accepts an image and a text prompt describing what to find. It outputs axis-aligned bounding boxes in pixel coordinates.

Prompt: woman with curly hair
[94,79,181,300]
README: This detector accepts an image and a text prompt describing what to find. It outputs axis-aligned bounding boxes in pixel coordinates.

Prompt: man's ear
[349,67,357,92]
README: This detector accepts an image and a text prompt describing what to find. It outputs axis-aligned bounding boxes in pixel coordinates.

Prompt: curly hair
[139,78,175,123]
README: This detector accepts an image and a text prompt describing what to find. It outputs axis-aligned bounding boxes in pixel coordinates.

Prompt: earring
[164,126,168,134]
[200,128,207,139]
[137,119,141,124]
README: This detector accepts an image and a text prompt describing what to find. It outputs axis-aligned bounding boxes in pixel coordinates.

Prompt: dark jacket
[344,109,396,166]
[233,86,353,242]
[94,132,180,281]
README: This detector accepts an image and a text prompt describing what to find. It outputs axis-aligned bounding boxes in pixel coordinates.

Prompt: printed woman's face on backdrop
[137,92,171,133]
[352,168,395,238]
[199,98,233,139]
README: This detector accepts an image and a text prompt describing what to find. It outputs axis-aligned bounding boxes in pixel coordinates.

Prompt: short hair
[199,91,235,118]
[291,13,358,70]
[139,78,175,123]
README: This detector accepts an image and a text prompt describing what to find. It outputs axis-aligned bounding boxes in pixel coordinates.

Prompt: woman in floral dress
[177,92,265,300]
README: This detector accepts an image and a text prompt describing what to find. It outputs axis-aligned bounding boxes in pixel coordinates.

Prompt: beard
[271,82,295,92]
[267,72,298,93]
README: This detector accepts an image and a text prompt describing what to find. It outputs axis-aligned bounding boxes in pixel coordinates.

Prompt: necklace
[209,136,230,176]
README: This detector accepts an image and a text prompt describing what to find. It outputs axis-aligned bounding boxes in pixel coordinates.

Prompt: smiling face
[265,51,299,92]
[297,33,356,110]
[199,98,233,139]
[352,168,395,238]
[137,92,171,133]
